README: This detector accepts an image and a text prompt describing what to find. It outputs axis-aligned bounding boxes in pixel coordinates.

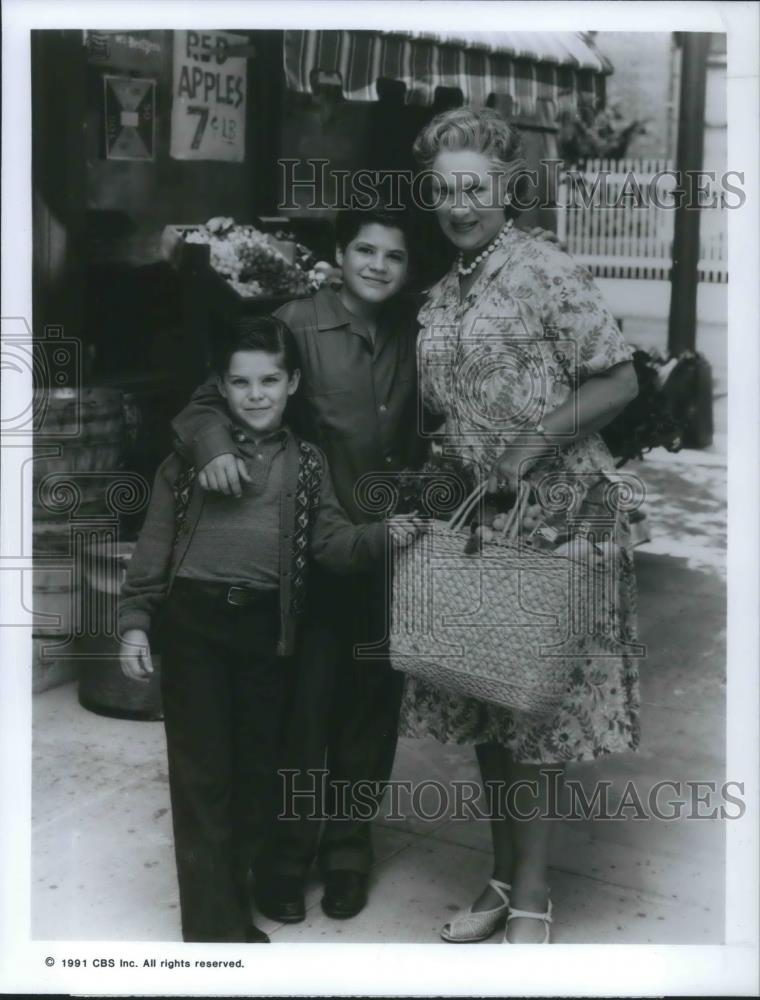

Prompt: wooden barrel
[32,387,132,694]
[35,387,125,442]
[77,540,163,721]
[33,387,127,554]
[33,441,125,480]
[33,386,126,479]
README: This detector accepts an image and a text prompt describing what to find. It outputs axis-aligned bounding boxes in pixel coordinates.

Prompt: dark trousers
[263,569,404,879]
[159,578,292,942]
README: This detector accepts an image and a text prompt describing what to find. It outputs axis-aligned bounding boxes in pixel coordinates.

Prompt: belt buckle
[226,586,249,606]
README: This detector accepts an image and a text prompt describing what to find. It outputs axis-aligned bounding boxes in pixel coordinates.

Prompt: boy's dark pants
[265,567,404,880]
[159,578,291,942]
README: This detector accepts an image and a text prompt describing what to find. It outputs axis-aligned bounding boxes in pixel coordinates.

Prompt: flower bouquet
[183,217,336,299]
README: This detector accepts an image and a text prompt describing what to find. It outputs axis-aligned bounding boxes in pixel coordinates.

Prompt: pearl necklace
[456,219,513,277]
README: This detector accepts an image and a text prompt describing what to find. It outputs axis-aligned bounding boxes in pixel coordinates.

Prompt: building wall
[703,34,727,174]
[83,30,258,231]
[594,31,726,171]
[32,30,88,341]
[593,32,676,159]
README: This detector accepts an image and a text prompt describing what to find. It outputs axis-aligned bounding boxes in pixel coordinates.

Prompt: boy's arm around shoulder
[171,374,239,468]
[119,455,182,635]
[308,448,387,574]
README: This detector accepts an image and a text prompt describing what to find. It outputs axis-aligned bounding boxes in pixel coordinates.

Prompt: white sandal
[503,897,553,944]
[440,878,511,943]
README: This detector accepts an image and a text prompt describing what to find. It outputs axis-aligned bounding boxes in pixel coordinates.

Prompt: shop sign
[170,30,247,162]
[85,30,165,73]
[104,76,156,161]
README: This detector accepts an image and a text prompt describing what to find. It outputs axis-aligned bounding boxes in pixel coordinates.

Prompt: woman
[398,107,641,944]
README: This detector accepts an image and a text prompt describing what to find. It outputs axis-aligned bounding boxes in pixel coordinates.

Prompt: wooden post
[248,30,285,217]
[667,32,711,355]
[32,30,87,365]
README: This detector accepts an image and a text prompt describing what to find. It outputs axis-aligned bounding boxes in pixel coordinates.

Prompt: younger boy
[119,315,419,943]
[170,209,424,923]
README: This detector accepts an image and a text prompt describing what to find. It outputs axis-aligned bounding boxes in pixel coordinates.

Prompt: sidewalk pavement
[32,419,727,945]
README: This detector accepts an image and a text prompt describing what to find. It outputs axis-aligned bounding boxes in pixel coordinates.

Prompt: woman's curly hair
[412,107,530,215]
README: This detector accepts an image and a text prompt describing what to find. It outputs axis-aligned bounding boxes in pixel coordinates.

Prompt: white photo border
[2,0,758,995]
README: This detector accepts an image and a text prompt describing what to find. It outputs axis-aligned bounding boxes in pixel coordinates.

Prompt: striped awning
[283,30,611,112]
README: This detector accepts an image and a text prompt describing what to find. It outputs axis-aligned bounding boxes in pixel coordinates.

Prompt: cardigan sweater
[119,431,386,656]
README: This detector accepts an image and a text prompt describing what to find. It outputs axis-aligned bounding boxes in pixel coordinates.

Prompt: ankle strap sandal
[440,878,511,943]
[504,897,553,944]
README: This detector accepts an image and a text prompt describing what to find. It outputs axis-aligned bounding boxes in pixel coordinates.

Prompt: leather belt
[226,585,277,607]
[173,577,278,608]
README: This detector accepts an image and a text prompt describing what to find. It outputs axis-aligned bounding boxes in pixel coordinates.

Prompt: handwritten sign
[170,30,247,162]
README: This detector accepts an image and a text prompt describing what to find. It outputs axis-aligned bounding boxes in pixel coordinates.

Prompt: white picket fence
[556,158,727,283]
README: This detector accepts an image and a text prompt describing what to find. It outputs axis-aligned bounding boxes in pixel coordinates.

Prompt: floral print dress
[398,226,642,763]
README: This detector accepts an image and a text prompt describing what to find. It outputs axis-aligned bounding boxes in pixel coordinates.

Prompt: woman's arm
[488,361,638,493]
[488,243,639,493]
[543,360,639,441]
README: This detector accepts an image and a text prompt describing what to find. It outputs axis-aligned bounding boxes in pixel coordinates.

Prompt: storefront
[33,28,613,408]
[30,30,614,691]
[278,29,610,214]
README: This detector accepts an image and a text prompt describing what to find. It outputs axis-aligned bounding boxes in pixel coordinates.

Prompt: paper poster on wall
[85,30,164,73]
[170,30,247,162]
[104,76,156,161]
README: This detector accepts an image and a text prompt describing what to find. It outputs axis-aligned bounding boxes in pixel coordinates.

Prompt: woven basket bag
[389,481,617,717]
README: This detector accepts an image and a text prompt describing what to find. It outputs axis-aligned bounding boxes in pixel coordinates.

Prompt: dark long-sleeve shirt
[172,287,427,524]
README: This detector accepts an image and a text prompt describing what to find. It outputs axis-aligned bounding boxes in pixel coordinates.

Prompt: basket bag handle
[447,480,531,541]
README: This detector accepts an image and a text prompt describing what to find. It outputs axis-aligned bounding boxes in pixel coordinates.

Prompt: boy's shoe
[321,871,368,919]
[253,873,305,923]
[245,923,271,943]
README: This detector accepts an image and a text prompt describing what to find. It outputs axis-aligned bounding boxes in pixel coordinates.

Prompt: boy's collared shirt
[172,287,424,524]
[177,426,288,590]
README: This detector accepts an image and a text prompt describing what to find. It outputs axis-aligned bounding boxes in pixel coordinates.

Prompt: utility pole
[667,32,711,355]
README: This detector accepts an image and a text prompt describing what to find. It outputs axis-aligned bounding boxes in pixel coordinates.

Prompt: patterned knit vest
[170,440,323,618]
